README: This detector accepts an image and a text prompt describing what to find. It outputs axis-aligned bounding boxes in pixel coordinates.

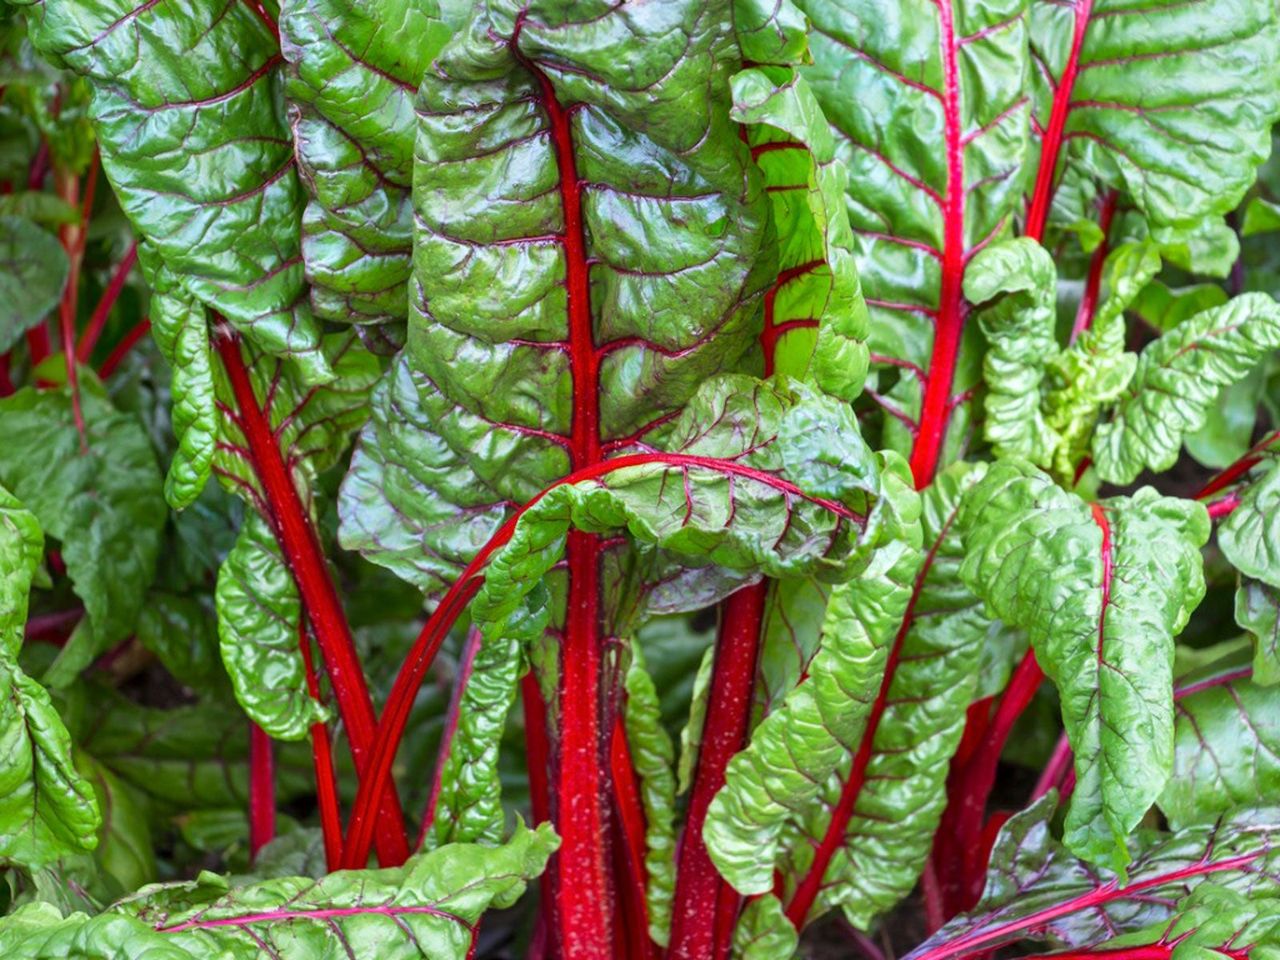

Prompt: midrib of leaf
[1025,0,1094,241]
[785,496,961,927]
[1090,502,1114,675]
[908,849,1264,960]
[156,901,466,934]
[508,14,610,948]
[909,0,967,489]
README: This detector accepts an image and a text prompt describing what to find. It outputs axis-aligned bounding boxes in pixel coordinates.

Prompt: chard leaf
[1093,293,1280,485]
[0,386,164,659]
[17,0,331,381]
[775,462,990,928]
[732,894,798,960]
[1027,0,1280,235]
[215,512,327,742]
[0,486,99,868]
[0,215,67,353]
[1160,662,1280,830]
[279,0,457,326]
[729,38,869,394]
[621,642,677,946]
[1236,579,1280,687]
[795,0,1031,471]
[963,238,1060,464]
[149,283,215,511]
[0,824,558,959]
[704,457,922,896]
[1219,460,1280,589]
[959,460,1210,870]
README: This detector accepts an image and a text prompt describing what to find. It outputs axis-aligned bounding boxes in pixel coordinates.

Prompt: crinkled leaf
[0,385,164,658]
[729,47,868,392]
[150,288,215,511]
[0,483,43,659]
[1094,293,1280,484]
[1028,0,1280,232]
[775,462,990,928]
[1160,663,1280,830]
[964,238,1061,464]
[795,0,1030,462]
[705,459,922,896]
[959,460,1210,870]
[1237,578,1280,687]
[621,642,677,947]
[0,215,67,353]
[215,512,328,742]
[279,0,458,326]
[1219,460,1280,589]
[732,894,798,960]
[908,798,1280,960]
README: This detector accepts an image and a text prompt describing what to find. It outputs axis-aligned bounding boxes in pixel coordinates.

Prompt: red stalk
[215,331,409,866]
[932,651,1045,914]
[1024,0,1094,242]
[240,0,280,41]
[610,718,658,960]
[340,452,864,871]
[1206,492,1242,521]
[669,581,766,960]
[522,673,555,960]
[248,723,276,860]
[1195,426,1280,500]
[23,607,83,644]
[98,317,151,379]
[77,241,139,362]
[54,167,86,445]
[1068,191,1118,345]
[908,0,966,489]
[0,353,13,396]
[299,621,343,871]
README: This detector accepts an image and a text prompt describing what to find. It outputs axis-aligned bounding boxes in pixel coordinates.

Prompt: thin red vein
[1090,503,1113,669]
[908,0,966,488]
[1024,0,1094,241]
[340,451,866,871]
[762,259,824,376]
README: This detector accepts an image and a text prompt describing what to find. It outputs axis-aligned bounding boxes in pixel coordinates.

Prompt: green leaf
[0,485,100,869]
[964,238,1061,464]
[775,461,991,929]
[729,58,869,394]
[1236,578,1280,687]
[1160,663,1280,830]
[795,0,1031,462]
[279,0,458,326]
[150,287,215,511]
[75,753,156,900]
[0,215,67,353]
[959,460,1210,870]
[215,512,328,742]
[1185,365,1265,470]
[1219,460,1280,589]
[18,0,332,381]
[1094,293,1280,485]
[1028,0,1280,231]
[1130,281,1229,335]
[705,461,922,896]
[678,644,716,797]
[913,798,1280,959]
[135,593,228,699]
[732,894,798,960]
[0,386,165,658]
[0,192,79,227]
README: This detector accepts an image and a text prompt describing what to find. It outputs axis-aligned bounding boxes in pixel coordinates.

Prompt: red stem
[299,621,342,871]
[610,717,658,960]
[24,607,83,644]
[77,242,138,362]
[339,451,864,872]
[1024,0,1094,242]
[54,167,85,446]
[0,353,13,397]
[215,331,409,867]
[1195,426,1280,500]
[1068,191,1118,345]
[669,581,766,960]
[98,317,151,379]
[933,651,1045,915]
[908,0,966,488]
[248,723,276,860]
[240,0,280,41]
[522,673,555,960]
[1206,492,1242,520]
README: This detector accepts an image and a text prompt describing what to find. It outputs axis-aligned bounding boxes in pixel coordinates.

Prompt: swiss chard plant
[2,0,1280,957]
